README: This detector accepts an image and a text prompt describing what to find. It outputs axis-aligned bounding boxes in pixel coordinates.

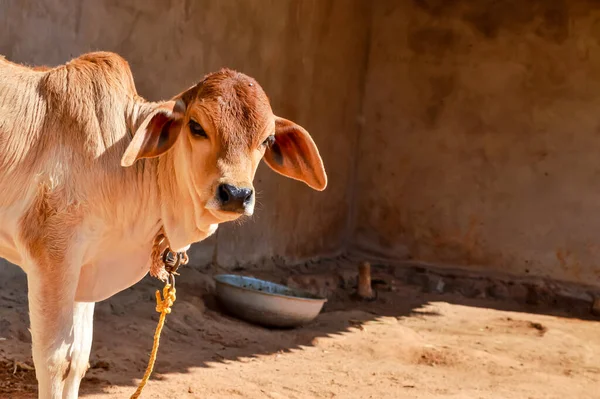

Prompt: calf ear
[263,117,327,191]
[121,99,186,167]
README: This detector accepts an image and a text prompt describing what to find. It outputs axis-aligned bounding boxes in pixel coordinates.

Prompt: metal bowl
[214,274,327,328]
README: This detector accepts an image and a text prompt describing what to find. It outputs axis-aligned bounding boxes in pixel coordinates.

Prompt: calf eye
[189,120,207,138]
[262,135,275,147]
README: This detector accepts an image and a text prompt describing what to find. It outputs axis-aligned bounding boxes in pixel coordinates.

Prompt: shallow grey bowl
[214,274,327,328]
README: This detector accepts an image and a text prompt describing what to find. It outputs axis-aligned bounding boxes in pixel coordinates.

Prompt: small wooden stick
[357,261,375,300]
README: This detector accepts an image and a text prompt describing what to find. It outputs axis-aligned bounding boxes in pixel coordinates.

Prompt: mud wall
[2,0,600,287]
[0,0,370,266]
[354,0,600,286]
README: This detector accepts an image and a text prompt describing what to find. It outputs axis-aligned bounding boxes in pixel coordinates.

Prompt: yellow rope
[130,282,176,399]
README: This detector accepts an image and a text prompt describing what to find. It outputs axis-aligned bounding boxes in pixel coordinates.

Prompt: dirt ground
[1,259,599,399]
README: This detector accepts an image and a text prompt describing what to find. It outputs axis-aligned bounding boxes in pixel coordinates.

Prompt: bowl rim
[214,274,328,304]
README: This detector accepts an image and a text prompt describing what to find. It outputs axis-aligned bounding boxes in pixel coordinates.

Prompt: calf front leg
[27,266,92,399]
[62,302,95,398]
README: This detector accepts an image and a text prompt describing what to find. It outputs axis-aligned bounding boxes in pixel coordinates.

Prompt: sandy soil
[1,260,599,399]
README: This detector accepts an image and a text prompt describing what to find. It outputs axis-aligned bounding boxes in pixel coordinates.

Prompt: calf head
[121,69,327,227]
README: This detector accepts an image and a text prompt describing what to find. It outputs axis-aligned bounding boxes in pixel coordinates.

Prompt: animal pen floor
[0,258,599,399]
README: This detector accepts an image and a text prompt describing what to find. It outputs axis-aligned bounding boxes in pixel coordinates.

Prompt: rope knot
[155,284,176,314]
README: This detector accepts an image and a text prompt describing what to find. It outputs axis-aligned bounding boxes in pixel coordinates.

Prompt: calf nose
[217,184,253,213]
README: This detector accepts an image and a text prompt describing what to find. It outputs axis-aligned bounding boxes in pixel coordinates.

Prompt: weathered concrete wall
[0,0,370,267]
[354,0,600,286]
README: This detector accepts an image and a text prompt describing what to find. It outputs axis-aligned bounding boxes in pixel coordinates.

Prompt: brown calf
[0,51,326,399]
